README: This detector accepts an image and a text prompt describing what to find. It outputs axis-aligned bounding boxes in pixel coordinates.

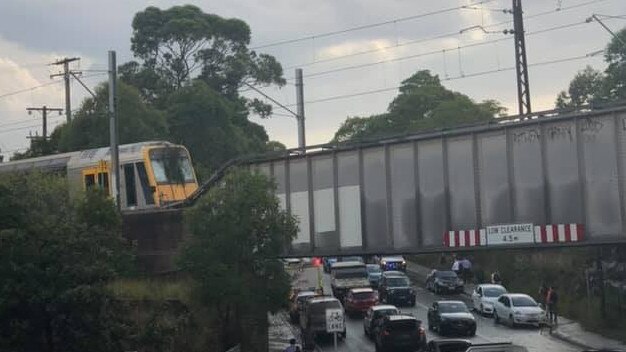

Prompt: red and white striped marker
[443,224,585,247]
[534,224,584,243]
[443,229,487,248]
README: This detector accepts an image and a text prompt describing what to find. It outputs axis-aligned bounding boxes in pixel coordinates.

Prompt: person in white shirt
[451,259,461,276]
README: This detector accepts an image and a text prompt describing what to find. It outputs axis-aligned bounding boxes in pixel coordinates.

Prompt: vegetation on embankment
[410,245,626,343]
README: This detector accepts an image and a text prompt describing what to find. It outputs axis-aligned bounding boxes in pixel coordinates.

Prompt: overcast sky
[0,0,624,159]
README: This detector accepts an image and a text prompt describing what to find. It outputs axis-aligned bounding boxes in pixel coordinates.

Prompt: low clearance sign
[486,223,534,245]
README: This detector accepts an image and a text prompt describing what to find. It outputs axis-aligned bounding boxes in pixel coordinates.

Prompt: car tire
[509,315,516,328]
[494,310,500,324]
[410,299,416,307]
[428,322,433,331]
[480,304,485,316]
[439,325,445,336]
[434,285,440,295]
[469,328,476,337]
[364,326,369,337]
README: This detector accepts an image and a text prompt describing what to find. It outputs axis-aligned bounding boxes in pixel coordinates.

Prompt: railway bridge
[124,105,626,272]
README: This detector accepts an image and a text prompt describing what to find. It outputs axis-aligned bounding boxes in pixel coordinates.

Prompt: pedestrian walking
[284,338,298,352]
[491,270,502,285]
[451,258,461,276]
[538,283,548,309]
[546,286,559,324]
[460,257,472,282]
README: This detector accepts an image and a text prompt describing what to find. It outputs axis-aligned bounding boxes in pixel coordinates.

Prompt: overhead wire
[250,0,496,50]
[279,0,612,70]
[285,50,602,106]
[285,19,596,80]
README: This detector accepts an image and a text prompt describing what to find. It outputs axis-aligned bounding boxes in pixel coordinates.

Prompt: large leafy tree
[178,170,297,352]
[50,81,167,152]
[333,70,505,142]
[556,27,626,107]
[165,81,269,178]
[0,173,134,352]
[121,5,285,112]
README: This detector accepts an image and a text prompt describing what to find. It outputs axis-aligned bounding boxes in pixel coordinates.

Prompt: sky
[0,0,624,159]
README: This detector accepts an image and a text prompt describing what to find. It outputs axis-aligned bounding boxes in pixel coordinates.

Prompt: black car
[374,314,427,352]
[425,270,464,294]
[378,274,416,306]
[427,301,476,337]
[425,339,471,352]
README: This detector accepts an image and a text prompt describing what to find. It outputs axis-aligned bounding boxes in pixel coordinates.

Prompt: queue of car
[289,255,535,351]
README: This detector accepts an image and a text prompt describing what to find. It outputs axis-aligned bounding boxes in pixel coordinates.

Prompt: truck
[330,261,370,302]
[299,296,346,350]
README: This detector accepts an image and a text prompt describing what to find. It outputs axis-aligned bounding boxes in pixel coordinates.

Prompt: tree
[165,81,269,178]
[122,5,285,113]
[333,70,505,142]
[555,66,606,108]
[178,170,297,352]
[51,82,167,153]
[603,27,626,100]
[0,173,134,352]
[556,27,626,107]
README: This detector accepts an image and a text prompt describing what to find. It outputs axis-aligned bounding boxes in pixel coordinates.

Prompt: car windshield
[374,308,399,317]
[512,296,538,307]
[436,271,458,279]
[297,294,315,303]
[353,292,375,300]
[388,319,417,331]
[367,265,381,273]
[484,287,506,297]
[310,301,341,314]
[387,277,409,287]
[439,303,469,313]
[334,267,367,279]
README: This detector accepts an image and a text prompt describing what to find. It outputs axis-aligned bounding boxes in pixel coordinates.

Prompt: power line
[287,19,592,81]
[0,117,64,134]
[287,50,600,106]
[251,0,496,50]
[0,79,64,100]
[281,0,611,70]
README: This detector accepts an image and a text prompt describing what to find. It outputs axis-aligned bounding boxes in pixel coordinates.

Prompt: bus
[0,141,198,211]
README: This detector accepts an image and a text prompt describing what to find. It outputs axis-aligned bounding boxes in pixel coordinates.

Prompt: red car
[345,288,379,316]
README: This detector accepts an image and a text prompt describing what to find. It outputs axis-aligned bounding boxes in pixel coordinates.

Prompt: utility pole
[108,51,120,208]
[587,15,626,47]
[50,57,80,122]
[512,0,531,116]
[26,106,63,140]
[295,68,306,151]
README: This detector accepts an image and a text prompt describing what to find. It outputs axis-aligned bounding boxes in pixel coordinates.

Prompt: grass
[108,277,193,302]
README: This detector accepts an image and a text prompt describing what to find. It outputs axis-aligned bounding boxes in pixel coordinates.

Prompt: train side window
[84,174,95,189]
[97,172,110,195]
[123,164,137,207]
[136,162,155,205]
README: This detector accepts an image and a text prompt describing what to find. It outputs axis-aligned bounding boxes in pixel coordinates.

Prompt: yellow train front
[0,141,199,211]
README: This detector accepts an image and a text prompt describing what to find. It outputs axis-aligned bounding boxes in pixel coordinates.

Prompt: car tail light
[382,330,390,336]
[418,326,425,336]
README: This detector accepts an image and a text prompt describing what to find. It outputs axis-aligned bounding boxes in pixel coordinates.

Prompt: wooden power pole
[50,57,80,122]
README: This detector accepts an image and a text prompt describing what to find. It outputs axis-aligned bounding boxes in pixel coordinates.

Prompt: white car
[493,294,544,327]
[471,284,507,316]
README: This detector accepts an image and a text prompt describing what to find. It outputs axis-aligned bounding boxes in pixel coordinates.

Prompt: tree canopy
[556,27,626,108]
[121,5,285,110]
[178,170,297,352]
[333,70,505,142]
[0,173,134,352]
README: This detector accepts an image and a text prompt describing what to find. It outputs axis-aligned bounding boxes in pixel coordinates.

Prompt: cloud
[0,35,67,157]
[316,38,401,62]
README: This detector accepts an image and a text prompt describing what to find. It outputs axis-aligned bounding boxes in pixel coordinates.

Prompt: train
[0,141,199,211]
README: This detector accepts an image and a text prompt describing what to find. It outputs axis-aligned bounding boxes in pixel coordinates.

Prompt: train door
[120,162,155,209]
[82,160,110,195]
